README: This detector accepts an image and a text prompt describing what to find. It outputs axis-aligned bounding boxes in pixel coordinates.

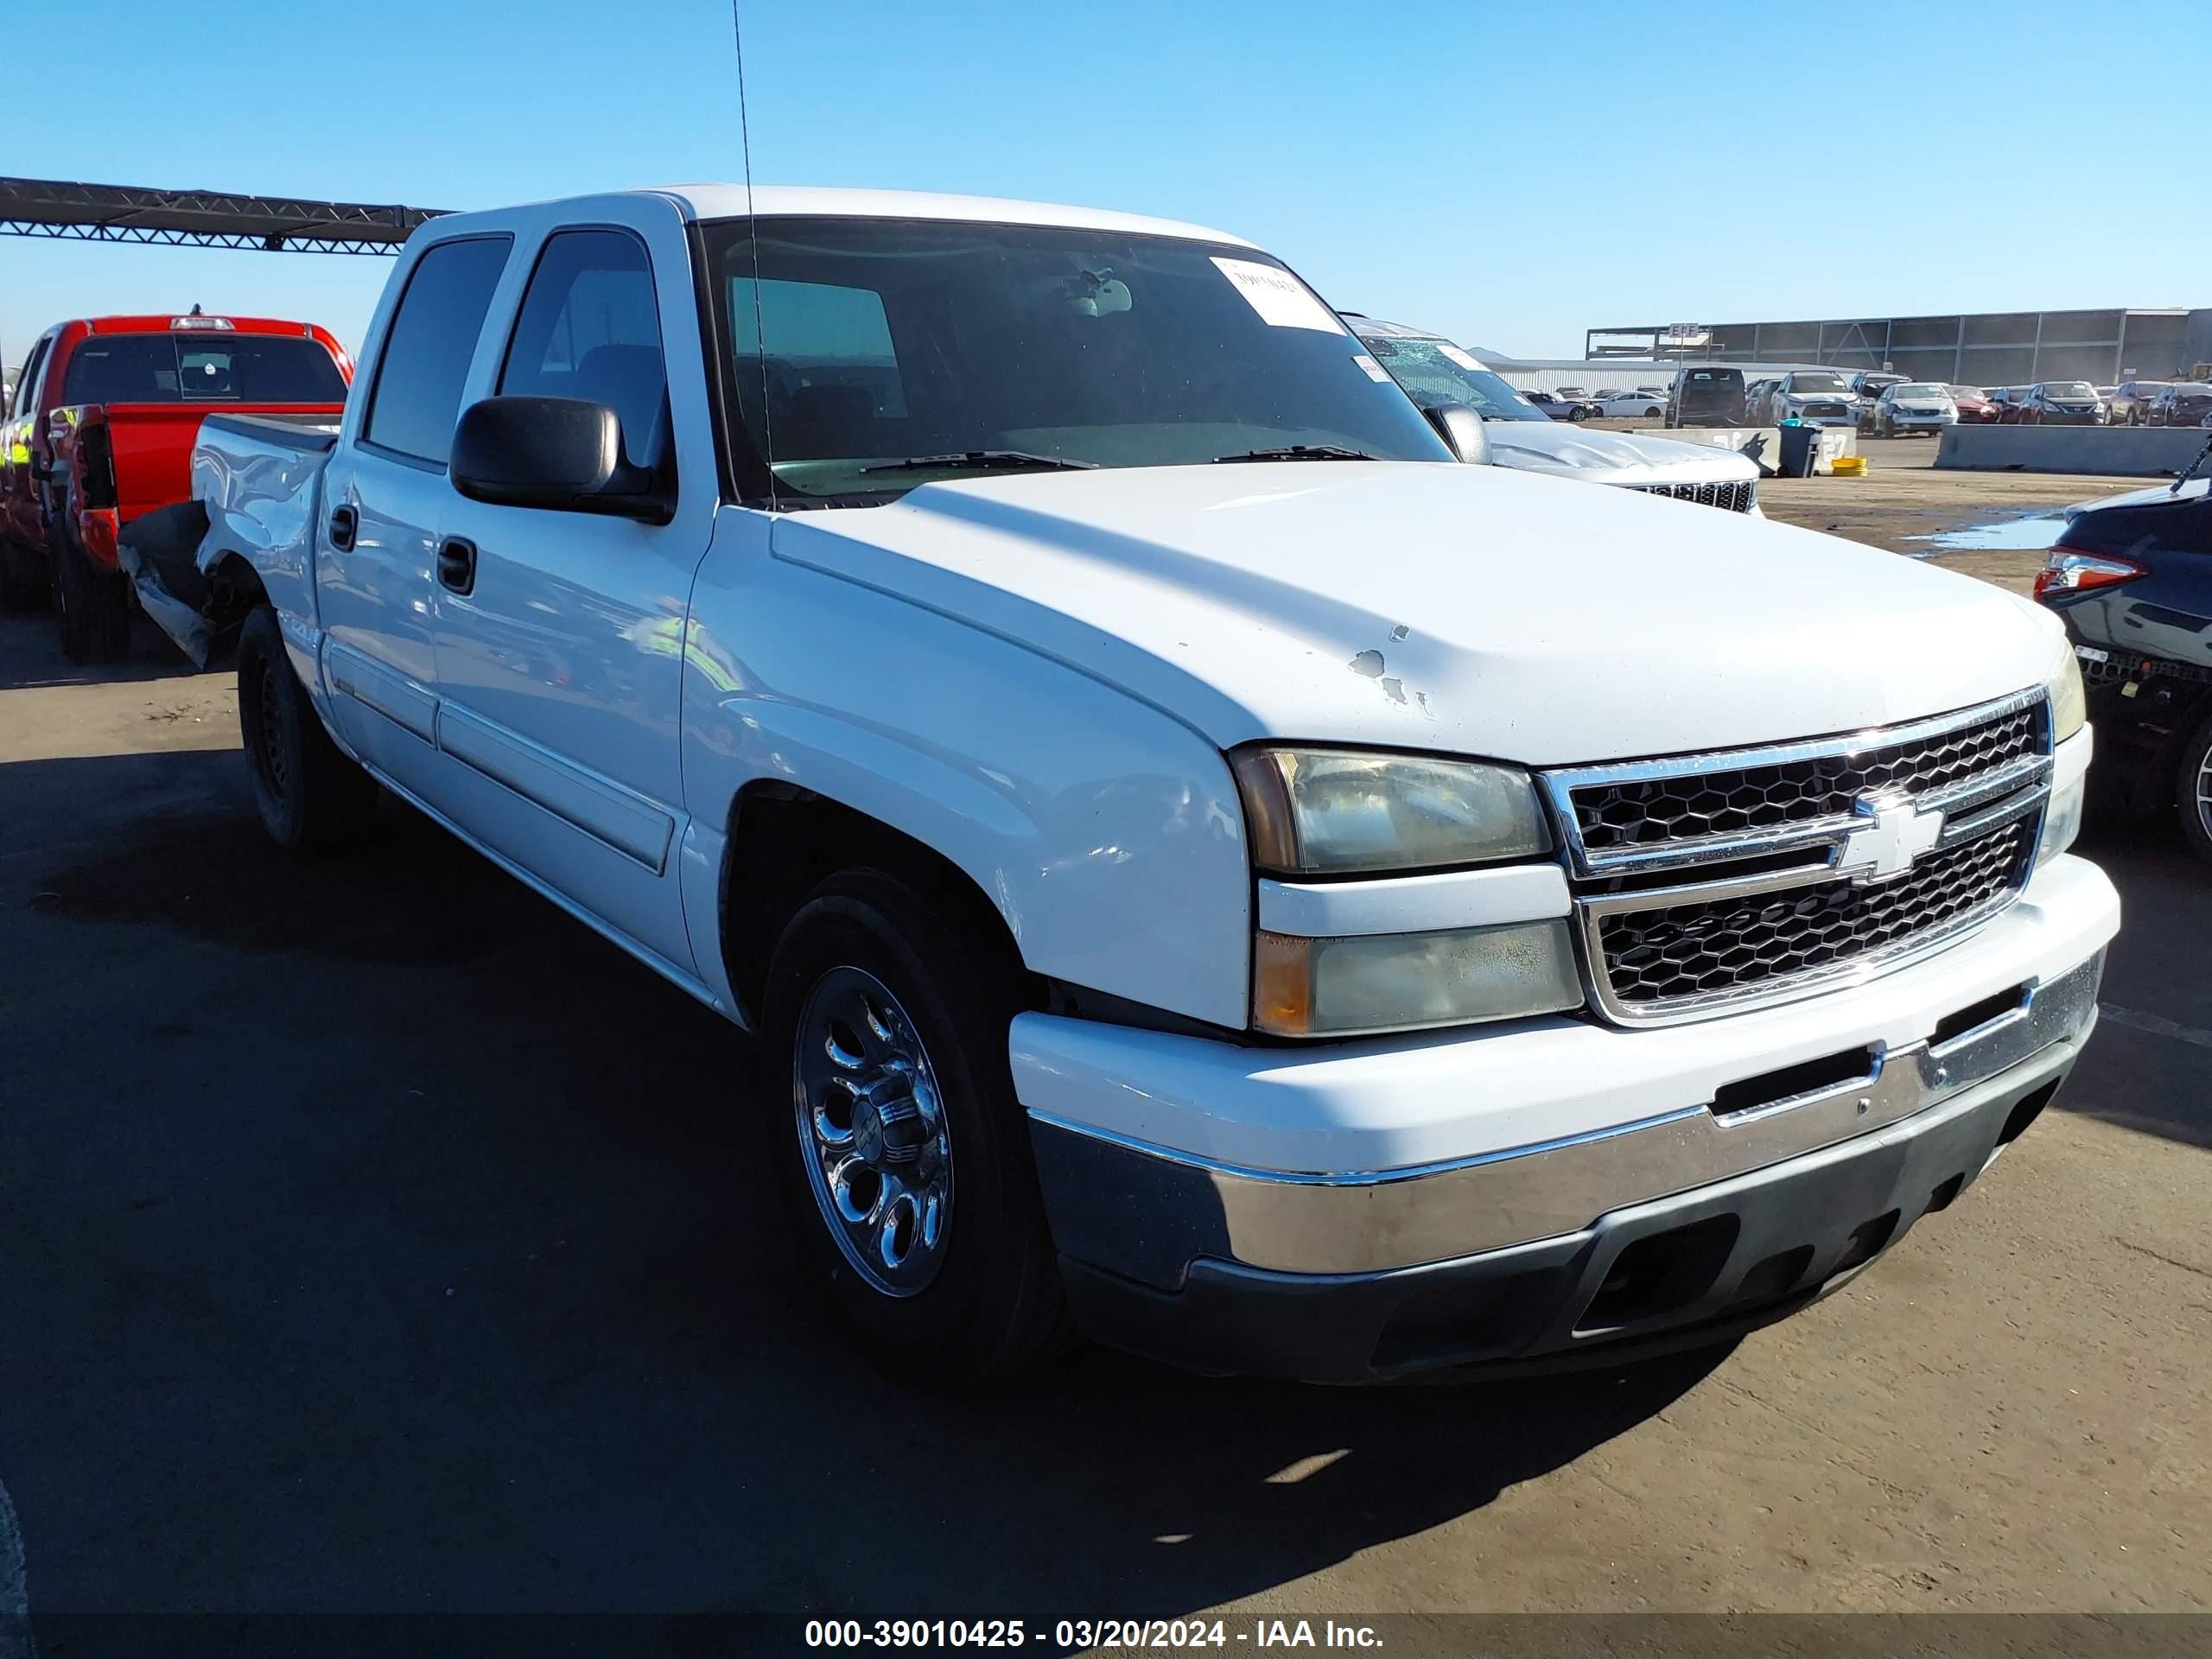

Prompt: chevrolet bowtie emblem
[1837,791,1946,884]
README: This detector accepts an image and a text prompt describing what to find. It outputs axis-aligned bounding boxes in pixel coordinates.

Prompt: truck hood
[771,461,2063,765]
[1483,423,1760,486]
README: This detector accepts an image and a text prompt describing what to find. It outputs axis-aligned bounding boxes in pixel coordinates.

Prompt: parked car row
[3,185,2117,1392]
[1520,388,1604,422]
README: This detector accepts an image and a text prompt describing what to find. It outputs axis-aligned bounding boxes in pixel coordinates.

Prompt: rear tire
[0,538,48,612]
[2176,709,2212,867]
[52,525,132,662]
[760,868,1074,1384]
[236,605,380,851]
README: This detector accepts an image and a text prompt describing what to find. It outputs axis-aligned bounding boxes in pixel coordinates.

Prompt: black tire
[0,538,48,612]
[2175,709,2212,867]
[760,868,1074,1384]
[235,605,380,851]
[52,524,132,662]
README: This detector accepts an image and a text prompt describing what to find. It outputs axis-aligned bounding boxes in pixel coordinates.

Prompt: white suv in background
[1349,316,1762,513]
[1764,370,1859,426]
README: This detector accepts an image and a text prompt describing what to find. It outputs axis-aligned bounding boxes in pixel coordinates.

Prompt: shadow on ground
[1,746,1727,1620]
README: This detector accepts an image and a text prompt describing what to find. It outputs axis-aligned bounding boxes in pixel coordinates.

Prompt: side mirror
[1423,403,1491,466]
[450,396,671,523]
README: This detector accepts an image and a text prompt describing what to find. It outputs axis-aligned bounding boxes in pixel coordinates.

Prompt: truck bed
[122,413,338,666]
[196,410,342,452]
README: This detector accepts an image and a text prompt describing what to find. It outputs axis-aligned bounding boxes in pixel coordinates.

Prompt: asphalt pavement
[1,600,2207,1643]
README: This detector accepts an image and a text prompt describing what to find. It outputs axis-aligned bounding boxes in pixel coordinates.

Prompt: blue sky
[3,0,2196,368]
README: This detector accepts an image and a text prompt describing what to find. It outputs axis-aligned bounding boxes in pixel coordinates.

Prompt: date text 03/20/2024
[802,1618,1383,1649]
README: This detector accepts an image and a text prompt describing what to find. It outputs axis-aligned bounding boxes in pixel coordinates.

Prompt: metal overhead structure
[0,176,447,255]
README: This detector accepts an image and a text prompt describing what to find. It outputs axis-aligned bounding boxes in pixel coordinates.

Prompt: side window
[499,229,669,471]
[730,276,906,460]
[364,237,512,466]
[11,340,47,416]
[21,339,58,416]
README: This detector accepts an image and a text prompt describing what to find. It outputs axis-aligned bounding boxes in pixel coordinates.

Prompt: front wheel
[2177,709,2212,866]
[236,606,380,851]
[762,869,1073,1384]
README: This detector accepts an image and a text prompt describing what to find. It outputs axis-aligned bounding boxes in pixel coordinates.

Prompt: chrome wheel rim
[2196,747,2212,840]
[791,966,952,1298]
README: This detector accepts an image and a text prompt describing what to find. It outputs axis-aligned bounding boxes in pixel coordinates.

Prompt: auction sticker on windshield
[1351,353,1392,382]
[1211,257,1344,332]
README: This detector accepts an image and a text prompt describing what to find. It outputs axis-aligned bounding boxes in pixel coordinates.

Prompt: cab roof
[471,185,1260,250]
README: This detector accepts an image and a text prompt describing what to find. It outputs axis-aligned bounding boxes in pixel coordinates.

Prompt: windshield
[2170,385,2212,397]
[60,333,346,405]
[1787,372,1848,395]
[1356,336,1549,422]
[701,217,1452,504]
[1949,386,1985,399]
[2045,383,2097,399]
[1892,385,1947,398]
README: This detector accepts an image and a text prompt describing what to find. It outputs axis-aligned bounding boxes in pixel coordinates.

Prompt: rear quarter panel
[193,416,339,690]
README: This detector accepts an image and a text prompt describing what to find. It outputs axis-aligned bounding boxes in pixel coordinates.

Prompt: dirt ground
[1,479,2209,1635]
[1586,426,2131,594]
[1754,435,2126,594]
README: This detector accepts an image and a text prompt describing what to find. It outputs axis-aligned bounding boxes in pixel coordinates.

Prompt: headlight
[2046,645,2086,743]
[1231,747,1550,874]
[1254,921,1583,1038]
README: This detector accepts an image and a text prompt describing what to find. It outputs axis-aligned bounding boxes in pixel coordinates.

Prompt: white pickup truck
[181,186,2117,1384]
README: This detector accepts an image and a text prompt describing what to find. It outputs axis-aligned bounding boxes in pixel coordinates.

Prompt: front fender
[679,517,1253,1030]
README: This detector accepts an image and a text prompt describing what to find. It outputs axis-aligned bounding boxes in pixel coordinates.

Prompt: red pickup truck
[0,312,351,658]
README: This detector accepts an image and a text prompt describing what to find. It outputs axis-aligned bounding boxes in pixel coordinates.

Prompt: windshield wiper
[861,450,1096,475]
[1211,445,1376,463]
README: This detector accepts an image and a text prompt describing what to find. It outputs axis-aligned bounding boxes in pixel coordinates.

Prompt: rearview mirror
[1423,403,1491,466]
[451,397,671,523]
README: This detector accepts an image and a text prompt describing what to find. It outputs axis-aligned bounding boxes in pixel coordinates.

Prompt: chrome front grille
[1631,480,1758,513]
[1572,701,2039,854]
[1594,821,2031,1009]
[1541,689,2054,1025]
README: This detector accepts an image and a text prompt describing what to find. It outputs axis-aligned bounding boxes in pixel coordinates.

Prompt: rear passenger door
[429,210,717,976]
[319,234,511,797]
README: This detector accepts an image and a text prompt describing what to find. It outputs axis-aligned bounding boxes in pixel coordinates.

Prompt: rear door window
[364,237,513,466]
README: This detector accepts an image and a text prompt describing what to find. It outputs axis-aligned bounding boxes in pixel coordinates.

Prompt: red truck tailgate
[96,403,346,524]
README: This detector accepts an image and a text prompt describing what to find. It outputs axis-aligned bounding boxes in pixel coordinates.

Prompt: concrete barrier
[1627,424,1858,475]
[1629,425,1783,475]
[1809,425,1859,477]
[1936,424,2212,476]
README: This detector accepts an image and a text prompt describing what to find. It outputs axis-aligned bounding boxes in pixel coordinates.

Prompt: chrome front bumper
[1036,950,2102,1379]
[1034,950,2101,1281]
